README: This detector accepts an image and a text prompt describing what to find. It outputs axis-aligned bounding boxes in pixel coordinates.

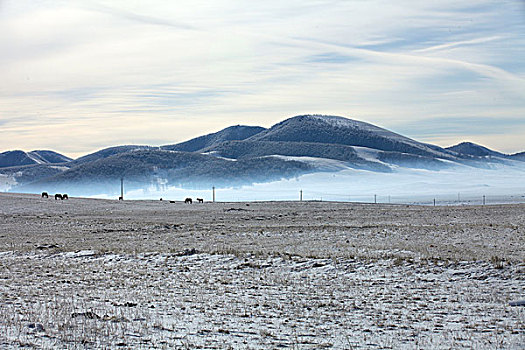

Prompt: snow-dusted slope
[2,114,523,196]
[0,150,71,168]
[162,125,266,152]
[28,150,72,164]
[248,115,457,160]
[446,142,506,158]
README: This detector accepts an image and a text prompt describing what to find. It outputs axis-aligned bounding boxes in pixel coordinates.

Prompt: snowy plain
[0,193,523,349]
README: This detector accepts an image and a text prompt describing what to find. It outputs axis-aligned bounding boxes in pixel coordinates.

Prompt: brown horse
[62,194,69,200]
[55,194,63,200]
[197,198,204,203]
[184,197,192,204]
[41,192,49,198]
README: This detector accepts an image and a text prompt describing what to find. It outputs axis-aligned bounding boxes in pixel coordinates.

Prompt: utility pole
[374,194,377,204]
[120,177,124,200]
[483,195,486,206]
[212,186,215,203]
[300,190,303,202]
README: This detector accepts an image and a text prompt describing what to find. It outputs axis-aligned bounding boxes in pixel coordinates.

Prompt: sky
[1,0,524,158]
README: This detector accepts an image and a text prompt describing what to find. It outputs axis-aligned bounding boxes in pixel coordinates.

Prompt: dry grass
[0,193,524,349]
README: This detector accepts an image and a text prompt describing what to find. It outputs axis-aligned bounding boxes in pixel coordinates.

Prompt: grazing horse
[41,192,49,198]
[197,198,204,203]
[55,194,63,200]
[184,197,192,204]
[118,196,123,201]
[62,194,69,200]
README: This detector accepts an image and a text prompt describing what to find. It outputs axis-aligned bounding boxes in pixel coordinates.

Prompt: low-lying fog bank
[113,164,525,205]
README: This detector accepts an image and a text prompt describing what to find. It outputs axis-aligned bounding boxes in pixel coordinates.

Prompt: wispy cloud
[414,35,503,53]
[85,2,197,30]
[0,0,524,157]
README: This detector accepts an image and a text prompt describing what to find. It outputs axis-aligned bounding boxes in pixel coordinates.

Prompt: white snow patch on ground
[0,193,523,349]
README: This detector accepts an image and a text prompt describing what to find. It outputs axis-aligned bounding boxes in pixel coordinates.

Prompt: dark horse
[62,194,69,200]
[184,197,192,204]
[197,198,204,203]
[41,192,49,198]
[55,194,63,200]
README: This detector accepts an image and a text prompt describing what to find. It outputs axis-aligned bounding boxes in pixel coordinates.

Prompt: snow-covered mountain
[1,114,523,196]
[246,115,457,160]
[510,151,525,161]
[19,149,311,195]
[71,145,154,165]
[446,142,506,158]
[162,125,266,152]
[0,150,71,168]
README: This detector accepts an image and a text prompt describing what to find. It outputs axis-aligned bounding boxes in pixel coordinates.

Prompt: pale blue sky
[1,0,524,157]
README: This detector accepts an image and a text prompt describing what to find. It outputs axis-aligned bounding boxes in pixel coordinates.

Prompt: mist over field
[106,162,525,204]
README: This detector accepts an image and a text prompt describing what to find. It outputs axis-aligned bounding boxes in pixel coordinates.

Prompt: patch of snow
[27,153,45,164]
[269,155,351,171]
[352,146,392,167]
[201,152,237,161]
[49,166,69,171]
[61,250,97,258]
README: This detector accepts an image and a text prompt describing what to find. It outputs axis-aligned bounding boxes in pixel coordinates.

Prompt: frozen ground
[0,193,523,349]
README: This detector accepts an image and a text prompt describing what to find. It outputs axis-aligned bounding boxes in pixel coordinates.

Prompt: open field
[0,192,524,349]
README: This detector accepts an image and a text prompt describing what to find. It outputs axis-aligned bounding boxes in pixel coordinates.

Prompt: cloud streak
[0,0,524,157]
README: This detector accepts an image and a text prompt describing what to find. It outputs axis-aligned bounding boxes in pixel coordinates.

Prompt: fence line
[208,187,525,206]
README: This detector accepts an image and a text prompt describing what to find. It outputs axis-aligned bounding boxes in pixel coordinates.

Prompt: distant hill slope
[28,150,72,164]
[162,125,266,152]
[509,151,525,161]
[2,114,524,194]
[0,150,71,168]
[446,142,506,158]
[23,149,312,195]
[71,145,154,165]
[0,163,70,185]
[247,115,457,160]
[201,140,392,172]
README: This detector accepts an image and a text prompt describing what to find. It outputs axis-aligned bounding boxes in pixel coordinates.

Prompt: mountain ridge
[162,125,266,152]
[2,114,523,195]
[446,142,506,158]
[0,150,72,168]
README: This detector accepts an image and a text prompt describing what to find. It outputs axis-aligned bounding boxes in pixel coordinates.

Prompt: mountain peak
[446,142,505,157]
[0,150,71,168]
[162,125,266,152]
[248,114,454,159]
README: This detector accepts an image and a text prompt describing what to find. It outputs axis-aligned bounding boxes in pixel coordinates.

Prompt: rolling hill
[0,150,71,168]
[446,142,506,158]
[162,125,266,152]
[1,114,523,196]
